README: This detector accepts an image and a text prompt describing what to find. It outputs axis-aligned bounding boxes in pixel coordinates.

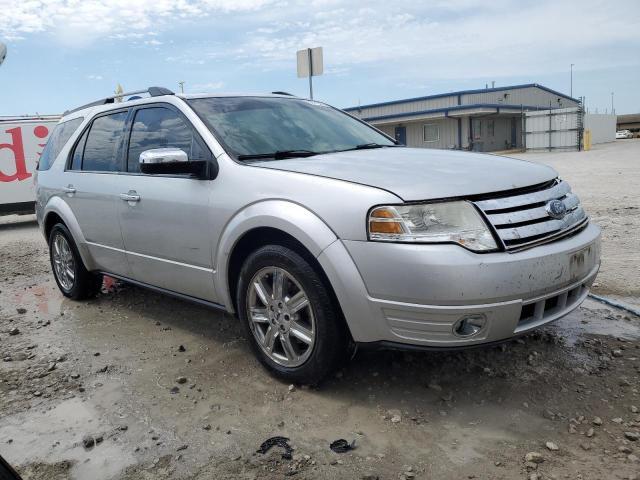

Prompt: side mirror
[140,147,188,166]
[139,148,218,179]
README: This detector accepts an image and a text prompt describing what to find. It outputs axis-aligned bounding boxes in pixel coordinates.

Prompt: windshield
[187,96,396,159]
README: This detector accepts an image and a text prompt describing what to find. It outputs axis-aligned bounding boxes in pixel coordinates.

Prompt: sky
[0,0,639,116]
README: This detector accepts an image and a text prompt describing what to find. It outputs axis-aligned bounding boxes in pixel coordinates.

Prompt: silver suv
[35,87,601,383]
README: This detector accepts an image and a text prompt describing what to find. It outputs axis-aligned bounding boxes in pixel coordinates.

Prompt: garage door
[524,106,582,151]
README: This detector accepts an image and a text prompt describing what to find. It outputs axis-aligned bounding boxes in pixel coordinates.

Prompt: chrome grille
[474,180,588,251]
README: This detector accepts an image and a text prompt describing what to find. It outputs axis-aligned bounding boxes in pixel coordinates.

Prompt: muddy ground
[1,140,639,480]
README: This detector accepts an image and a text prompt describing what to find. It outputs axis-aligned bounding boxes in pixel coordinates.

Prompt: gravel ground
[1,140,639,480]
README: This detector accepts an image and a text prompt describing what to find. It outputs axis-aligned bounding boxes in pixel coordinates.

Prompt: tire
[236,245,349,385]
[48,223,103,300]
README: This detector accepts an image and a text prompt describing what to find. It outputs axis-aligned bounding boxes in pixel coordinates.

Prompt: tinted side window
[127,107,208,173]
[70,128,88,170]
[82,111,127,172]
[38,117,83,170]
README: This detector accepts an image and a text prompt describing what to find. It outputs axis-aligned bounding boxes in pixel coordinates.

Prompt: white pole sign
[296,47,323,99]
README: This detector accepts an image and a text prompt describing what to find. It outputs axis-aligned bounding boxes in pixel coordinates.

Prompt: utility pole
[611,92,614,114]
[307,49,314,99]
[178,81,185,94]
[570,63,574,97]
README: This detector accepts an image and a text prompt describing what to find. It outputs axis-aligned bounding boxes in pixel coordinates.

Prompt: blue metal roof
[343,83,579,112]
[356,103,552,123]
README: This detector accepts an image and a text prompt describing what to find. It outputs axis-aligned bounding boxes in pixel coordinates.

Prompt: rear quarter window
[37,117,84,171]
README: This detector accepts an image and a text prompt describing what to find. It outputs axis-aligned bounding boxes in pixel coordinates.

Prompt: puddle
[0,395,135,479]
[555,298,640,344]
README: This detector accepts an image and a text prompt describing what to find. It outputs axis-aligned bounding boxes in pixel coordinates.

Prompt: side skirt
[99,271,230,313]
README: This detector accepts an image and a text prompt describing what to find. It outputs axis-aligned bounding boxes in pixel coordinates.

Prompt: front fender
[214,200,338,312]
[43,196,96,271]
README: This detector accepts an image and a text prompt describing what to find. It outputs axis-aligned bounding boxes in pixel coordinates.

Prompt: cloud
[0,0,274,45]
[1,0,638,84]
[233,0,640,79]
[86,74,104,80]
[191,81,225,91]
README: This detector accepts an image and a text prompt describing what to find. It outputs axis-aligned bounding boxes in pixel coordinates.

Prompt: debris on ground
[82,435,95,449]
[329,439,356,453]
[545,441,559,451]
[257,436,294,460]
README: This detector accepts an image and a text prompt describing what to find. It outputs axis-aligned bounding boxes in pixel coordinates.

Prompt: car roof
[60,91,302,123]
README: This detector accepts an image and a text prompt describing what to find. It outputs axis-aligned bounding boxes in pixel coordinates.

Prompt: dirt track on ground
[1,141,639,480]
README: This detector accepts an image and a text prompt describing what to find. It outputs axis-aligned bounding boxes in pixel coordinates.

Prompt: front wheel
[237,245,349,385]
[49,223,103,300]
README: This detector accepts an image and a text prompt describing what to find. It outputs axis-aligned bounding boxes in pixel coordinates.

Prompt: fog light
[453,314,487,337]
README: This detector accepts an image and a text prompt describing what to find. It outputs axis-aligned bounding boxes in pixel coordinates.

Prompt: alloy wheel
[52,233,75,291]
[246,266,316,367]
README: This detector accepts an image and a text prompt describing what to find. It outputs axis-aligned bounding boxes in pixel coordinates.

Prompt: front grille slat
[475,180,570,212]
[487,193,581,226]
[474,180,587,251]
[488,205,549,226]
[497,207,586,241]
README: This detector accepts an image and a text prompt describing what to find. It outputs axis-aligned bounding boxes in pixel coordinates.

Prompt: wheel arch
[42,197,96,271]
[215,200,338,314]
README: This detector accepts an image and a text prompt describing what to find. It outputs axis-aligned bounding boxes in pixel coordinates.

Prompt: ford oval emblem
[546,199,567,219]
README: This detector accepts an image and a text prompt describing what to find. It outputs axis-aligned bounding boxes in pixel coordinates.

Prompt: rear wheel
[237,245,348,384]
[49,223,103,300]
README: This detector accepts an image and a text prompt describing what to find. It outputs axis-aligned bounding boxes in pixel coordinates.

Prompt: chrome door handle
[119,193,141,202]
[62,186,76,194]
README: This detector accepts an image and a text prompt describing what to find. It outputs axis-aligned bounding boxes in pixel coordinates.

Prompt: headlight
[368,201,498,252]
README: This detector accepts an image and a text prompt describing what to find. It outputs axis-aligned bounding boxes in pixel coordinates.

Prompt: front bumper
[317,223,601,348]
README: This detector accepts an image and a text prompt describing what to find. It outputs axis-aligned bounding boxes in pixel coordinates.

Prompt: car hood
[251,148,557,201]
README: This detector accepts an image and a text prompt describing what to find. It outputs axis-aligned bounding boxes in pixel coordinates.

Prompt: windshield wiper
[355,143,387,149]
[338,143,400,152]
[237,150,319,161]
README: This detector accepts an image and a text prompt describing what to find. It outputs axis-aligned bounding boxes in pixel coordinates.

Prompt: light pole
[570,63,574,98]
[611,92,614,114]
[178,81,185,93]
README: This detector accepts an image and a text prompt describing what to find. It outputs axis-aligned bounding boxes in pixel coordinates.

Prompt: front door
[117,105,217,302]
[394,126,406,145]
[64,109,129,275]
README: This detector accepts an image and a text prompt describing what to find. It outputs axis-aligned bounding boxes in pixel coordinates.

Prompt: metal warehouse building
[617,113,640,135]
[344,83,580,152]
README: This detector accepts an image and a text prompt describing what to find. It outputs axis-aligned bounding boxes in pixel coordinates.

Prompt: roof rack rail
[271,91,295,96]
[63,86,175,116]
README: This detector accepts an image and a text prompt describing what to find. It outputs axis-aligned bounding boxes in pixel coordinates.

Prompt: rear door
[64,109,129,275]
[117,104,216,301]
